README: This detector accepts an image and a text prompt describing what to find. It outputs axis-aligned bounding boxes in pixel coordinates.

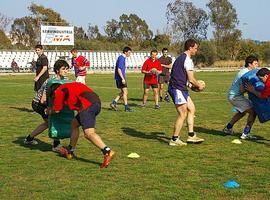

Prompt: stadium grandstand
[0,50,175,73]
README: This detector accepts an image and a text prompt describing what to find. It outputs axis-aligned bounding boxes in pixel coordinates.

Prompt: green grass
[0,72,270,200]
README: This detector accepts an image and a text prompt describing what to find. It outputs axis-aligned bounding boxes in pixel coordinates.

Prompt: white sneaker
[223,127,234,135]
[187,135,204,143]
[169,138,187,146]
[24,138,38,145]
[52,144,63,152]
[240,133,257,140]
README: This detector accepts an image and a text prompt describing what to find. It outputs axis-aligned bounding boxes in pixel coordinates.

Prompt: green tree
[104,19,120,41]
[87,23,101,39]
[194,40,217,67]
[118,14,153,43]
[166,0,209,42]
[207,0,242,60]
[10,3,69,47]
[0,30,12,49]
[74,26,87,40]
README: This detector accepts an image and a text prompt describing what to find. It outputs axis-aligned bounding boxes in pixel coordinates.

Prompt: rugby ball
[190,80,206,92]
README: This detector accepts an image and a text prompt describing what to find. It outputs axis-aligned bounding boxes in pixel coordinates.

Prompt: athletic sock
[226,123,233,129]
[26,135,34,141]
[101,146,111,155]
[188,132,195,137]
[53,140,60,148]
[172,136,178,141]
[112,100,117,105]
[124,104,129,109]
[243,126,251,135]
[68,144,75,154]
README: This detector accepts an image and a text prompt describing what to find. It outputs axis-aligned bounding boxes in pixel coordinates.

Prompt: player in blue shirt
[223,55,258,139]
[110,47,132,112]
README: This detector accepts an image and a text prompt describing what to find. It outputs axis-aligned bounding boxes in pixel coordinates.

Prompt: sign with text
[41,26,74,45]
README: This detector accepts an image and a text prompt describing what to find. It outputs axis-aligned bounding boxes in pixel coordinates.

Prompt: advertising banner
[41,25,74,45]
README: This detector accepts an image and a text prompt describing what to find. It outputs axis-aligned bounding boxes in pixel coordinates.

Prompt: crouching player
[47,82,114,168]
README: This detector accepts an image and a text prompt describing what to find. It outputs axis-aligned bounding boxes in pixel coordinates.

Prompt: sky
[1,0,270,41]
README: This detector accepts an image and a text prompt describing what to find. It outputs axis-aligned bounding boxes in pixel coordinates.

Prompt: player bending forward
[47,82,114,168]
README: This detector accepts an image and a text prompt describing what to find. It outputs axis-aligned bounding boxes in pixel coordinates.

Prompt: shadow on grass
[10,106,34,113]
[12,136,51,152]
[13,137,102,165]
[195,127,270,146]
[195,126,228,137]
[121,127,170,144]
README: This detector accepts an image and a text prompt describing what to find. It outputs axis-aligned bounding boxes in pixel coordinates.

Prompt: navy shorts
[116,80,127,89]
[75,103,101,129]
[32,101,48,119]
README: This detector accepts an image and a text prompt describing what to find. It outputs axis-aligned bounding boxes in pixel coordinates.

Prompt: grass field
[0,72,270,200]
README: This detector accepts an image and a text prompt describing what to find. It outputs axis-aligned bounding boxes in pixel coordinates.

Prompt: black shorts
[75,103,101,130]
[32,101,48,119]
[144,83,159,89]
[116,80,127,89]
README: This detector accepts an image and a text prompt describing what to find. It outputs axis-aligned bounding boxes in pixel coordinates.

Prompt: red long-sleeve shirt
[53,82,100,112]
[73,55,90,76]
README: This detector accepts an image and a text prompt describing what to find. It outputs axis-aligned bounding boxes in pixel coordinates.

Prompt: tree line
[0,0,269,67]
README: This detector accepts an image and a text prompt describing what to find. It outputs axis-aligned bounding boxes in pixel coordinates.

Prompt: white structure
[0,50,175,73]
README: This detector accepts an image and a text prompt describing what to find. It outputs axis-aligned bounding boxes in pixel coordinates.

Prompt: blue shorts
[75,103,101,129]
[168,86,189,105]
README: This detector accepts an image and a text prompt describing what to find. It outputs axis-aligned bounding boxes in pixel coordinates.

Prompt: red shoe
[58,147,73,159]
[101,150,115,168]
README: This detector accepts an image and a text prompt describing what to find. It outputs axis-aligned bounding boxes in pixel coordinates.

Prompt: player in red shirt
[246,67,270,98]
[141,50,162,109]
[47,82,114,168]
[70,48,90,84]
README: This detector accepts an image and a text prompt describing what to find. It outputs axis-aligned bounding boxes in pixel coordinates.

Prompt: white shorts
[76,76,86,84]
[228,96,252,113]
[168,87,189,105]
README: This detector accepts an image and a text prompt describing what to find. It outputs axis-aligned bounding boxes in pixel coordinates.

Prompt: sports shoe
[240,133,257,140]
[169,138,187,146]
[187,135,204,143]
[223,127,234,135]
[155,105,161,109]
[110,103,118,111]
[58,147,73,159]
[52,144,63,153]
[125,107,133,112]
[140,103,146,108]
[101,150,115,168]
[24,138,38,145]
[164,95,170,102]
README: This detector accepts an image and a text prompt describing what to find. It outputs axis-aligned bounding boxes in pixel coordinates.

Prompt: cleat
[240,133,257,140]
[155,105,161,109]
[101,150,115,168]
[58,147,73,159]
[187,135,204,144]
[223,127,234,135]
[125,107,133,112]
[164,95,170,102]
[169,138,187,146]
[110,103,118,111]
[24,138,38,145]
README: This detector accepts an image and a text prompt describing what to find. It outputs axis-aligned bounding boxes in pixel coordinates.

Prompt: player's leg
[110,80,123,111]
[224,96,251,135]
[153,86,160,109]
[142,84,150,106]
[159,83,164,102]
[186,97,204,143]
[168,88,188,146]
[24,102,48,145]
[241,107,257,139]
